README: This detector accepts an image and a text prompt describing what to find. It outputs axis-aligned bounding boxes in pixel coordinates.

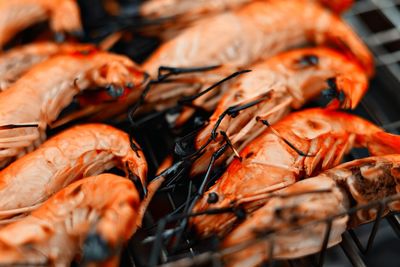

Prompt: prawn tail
[367,132,400,156]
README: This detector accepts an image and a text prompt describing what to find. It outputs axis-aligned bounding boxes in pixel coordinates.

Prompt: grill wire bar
[343,3,400,267]
[125,1,400,267]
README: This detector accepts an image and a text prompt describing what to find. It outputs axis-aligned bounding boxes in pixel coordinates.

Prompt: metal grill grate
[345,0,400,78]
[121,1,400,267]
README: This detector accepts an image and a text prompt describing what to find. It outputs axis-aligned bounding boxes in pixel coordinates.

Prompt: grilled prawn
[0,49,146,168]
[223,155,400,267]
[143,0,371,76]
[191,47,368,176]
[0,174,142,266]
[192,108,400,237]
[0,123,147,220]
[0,0,82,48]
[140,0,354,38]
[140,0,372,118]
[0,42,95,91]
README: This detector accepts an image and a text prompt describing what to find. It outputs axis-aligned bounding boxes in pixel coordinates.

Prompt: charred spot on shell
[322,77,345,103]
[245,152,254,159]
[306,119,324,130]
[71,47,98,57]
[274,207,283,218]
[207,192,219,204]
[83,232,113,262]
[106,84,125,98]
[295,54,319,69]
[70,184,83,196]
[349,163,397,203]
[41,224,53,234]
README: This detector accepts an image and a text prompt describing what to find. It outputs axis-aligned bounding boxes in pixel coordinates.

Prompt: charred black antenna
[256,117,314,157]
[147,205,234,267]
[157,160,191,188]
[0,123,39,130]
[128,65,220,124]
[154,147,206,189]
[176,133,213,161]
[170,144,229,252]
[198,144,229,196]
[127,66,219,157]
[178,70,251,104]
[157,65,220,81]
[210,91,274,140]
[174,127,206,158]
[175,90,274,161]
[220,131,241,160]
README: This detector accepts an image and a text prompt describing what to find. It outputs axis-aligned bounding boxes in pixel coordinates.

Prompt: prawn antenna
[146,205,234,267]
[177,69,251,104]
[256,117,315,157]
[170,143,229,252]
[220,131,241,160]
[174,91,273,160]
[0,123,39,130]
[128,65,220,127]
[210,91,274,140]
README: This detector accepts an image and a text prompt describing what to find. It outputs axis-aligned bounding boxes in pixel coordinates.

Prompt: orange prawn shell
[192,108,400,237]
[190,47,369,178]
[0,174,141,265]
[0,123,147,218]
[0,42,97,91]
[0,0,82,48]
[0,50,147,167]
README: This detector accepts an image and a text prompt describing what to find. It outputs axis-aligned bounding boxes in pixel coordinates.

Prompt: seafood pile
[0,0,399,266]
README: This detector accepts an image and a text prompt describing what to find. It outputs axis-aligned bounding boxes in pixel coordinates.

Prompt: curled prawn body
[222,155,400,267]
[191,47,368,176]
[143,0,371,77]
[192,108,400,237]
[0,174,141,266]
[140,0,353,37]
[0,49,147,167]
[0,42,96,91]
[141,0,372,116]
[0,123,147,220]
[0,0,82,48]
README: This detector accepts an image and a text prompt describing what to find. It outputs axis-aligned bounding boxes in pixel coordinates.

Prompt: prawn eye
[207,192,219,204]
